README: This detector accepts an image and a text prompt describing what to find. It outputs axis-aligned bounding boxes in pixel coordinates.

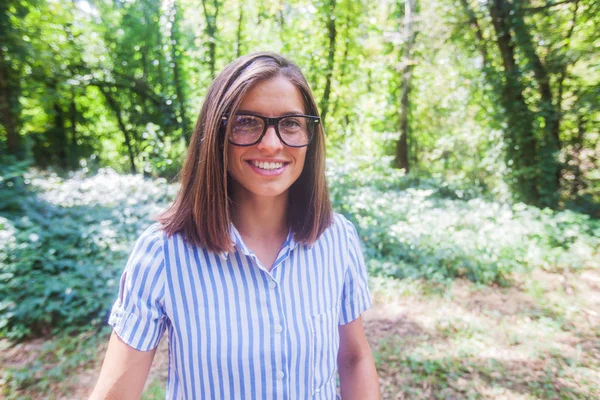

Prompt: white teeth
[251,161,284,170]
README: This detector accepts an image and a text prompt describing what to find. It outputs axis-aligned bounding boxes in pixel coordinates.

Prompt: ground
[2,269,599,399]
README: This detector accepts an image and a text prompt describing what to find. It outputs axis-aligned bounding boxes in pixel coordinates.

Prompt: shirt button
[315,388,321,393]
[274,325,283,333]
[268,281,277,289]
[277,371,284,380]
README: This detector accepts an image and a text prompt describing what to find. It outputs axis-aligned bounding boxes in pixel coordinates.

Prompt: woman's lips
[246,160,288,176]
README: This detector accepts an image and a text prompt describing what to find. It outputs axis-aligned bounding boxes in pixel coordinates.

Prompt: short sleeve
[339,217,372,325]
[108,225,167,351]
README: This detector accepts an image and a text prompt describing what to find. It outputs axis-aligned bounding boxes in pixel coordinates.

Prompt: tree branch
[524,0,577,13]
[459,0,489,68]
[99,86,137,174]
[556,0,580,125]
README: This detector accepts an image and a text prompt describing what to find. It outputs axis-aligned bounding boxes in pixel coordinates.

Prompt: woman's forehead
[238,76,305,116]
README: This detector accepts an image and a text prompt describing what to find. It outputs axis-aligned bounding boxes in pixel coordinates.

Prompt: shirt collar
[220,223,298,260]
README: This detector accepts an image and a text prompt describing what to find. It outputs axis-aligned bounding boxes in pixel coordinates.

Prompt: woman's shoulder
[119,224,169,283]
[136,223,167,244]
[137,222,195,244]
[134,223,214,258]
[331,212,356,232]
[324,212,360,243]
[129,223,174,259]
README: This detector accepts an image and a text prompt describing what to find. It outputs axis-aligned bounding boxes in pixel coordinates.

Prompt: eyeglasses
[222,113,320,148]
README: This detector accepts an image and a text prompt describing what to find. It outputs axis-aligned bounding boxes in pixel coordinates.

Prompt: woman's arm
[338,316,380,400]
[89,332,156,400]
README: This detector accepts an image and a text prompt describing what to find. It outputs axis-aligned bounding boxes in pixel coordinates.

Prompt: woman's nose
[257,125,283,151]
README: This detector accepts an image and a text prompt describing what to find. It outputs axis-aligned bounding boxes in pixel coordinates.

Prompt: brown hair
[158,52,333,253]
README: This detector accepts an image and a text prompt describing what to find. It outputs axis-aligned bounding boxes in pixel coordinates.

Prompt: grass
[367,271,600,399]
[1,328,110,399]
[141,380,166,399]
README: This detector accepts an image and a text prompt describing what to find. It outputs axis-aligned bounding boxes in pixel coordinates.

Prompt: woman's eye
[235,117,260,129]
[281,118,302,129]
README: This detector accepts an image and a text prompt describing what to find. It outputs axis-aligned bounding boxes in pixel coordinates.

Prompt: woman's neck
[230,189,289,242]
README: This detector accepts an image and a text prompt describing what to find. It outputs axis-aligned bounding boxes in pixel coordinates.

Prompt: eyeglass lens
[229,115,315,146]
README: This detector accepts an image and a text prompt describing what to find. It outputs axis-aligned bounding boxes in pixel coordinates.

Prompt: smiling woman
[90,52,380,400]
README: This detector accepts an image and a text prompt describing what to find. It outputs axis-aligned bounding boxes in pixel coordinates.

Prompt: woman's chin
[232,183,291,201]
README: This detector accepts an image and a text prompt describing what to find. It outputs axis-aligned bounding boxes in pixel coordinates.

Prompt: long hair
[158,52,332,253]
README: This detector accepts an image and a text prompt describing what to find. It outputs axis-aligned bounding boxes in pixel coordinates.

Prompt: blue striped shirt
[108,213,372,399]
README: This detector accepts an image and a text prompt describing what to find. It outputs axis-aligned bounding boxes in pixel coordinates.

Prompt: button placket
[267,274,288,393]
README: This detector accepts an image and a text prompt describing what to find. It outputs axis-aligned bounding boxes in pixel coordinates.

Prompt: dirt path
[2,269,599,399]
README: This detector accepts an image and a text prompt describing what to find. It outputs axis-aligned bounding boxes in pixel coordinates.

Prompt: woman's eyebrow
[236,109,305,116]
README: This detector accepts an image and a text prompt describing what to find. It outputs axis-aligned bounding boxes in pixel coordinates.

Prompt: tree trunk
[236,4,244,58]
[46,79,69,170]
[0,45,20,157]
[0,0,22,158]
[488,0,540,205]
[459,0,490,68]
[568,115,586,197]
[207,34,216,79]
[461,0,541,205]
[68,86,77,168]
[394,0,418,172]
[257,0,264,25]
[510,2,562,208]
[330,34,349,120]
[53,101,68,169]
[101,89,137,174]
[140,1,152,126]
[201,0,220,79]
[319,0,337,125]
[170,0,190,143]
[278,0,287,52]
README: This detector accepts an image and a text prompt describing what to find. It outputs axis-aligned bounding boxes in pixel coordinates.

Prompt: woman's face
[227,76,308,202]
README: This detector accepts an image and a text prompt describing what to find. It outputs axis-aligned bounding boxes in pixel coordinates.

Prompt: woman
[90,52,379,399]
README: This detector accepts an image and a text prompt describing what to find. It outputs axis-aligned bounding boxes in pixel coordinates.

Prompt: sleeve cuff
[108,304,164,351]
[339,289,372,325]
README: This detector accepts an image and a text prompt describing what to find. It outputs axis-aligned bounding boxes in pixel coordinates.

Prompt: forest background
[1,0,599,398]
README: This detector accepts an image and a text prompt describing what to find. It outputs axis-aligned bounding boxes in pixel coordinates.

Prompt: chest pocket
[310,306,340,396]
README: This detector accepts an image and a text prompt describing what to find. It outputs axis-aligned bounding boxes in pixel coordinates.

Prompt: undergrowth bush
[1,162,598,340]
[328,158,600,285]
[0,169,176,340]
[0,155,32,215]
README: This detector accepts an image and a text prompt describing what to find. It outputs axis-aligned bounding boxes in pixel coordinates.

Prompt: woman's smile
[246,158,290,175]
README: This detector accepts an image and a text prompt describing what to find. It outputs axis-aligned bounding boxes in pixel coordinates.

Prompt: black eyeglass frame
[221,113,320,148]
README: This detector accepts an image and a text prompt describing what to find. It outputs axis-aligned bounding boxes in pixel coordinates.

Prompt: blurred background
[1,0,599,398]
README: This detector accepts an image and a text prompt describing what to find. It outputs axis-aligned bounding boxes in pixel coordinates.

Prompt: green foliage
[329,158,600,284]
[138,124,187,179]
[2,0,598,209]
[0,169,176,340]
[0,157,31,214]
[0,135,33,214]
